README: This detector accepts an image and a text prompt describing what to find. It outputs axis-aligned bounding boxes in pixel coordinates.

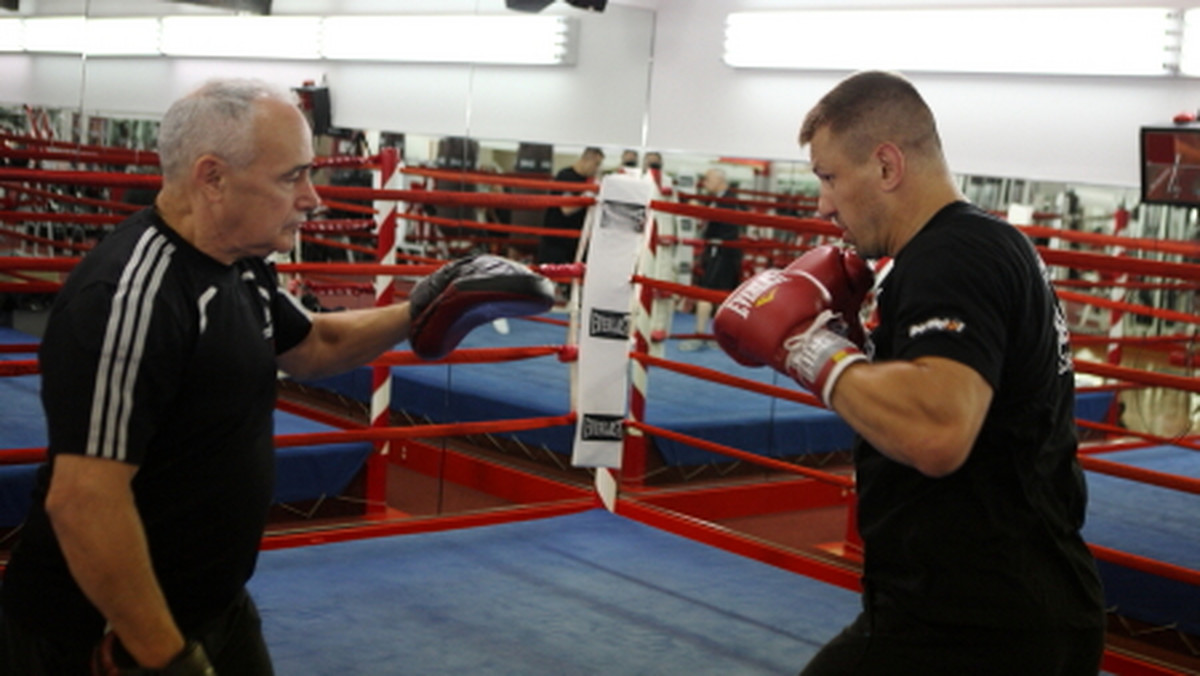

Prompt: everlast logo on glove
[721,270,789,319]
[589,309,630,340]
[581,414,624,441]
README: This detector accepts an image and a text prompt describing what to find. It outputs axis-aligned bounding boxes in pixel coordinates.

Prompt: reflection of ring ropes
[1,136,1199,674]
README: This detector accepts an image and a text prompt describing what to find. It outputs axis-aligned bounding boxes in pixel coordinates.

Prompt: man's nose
[297,177,320,211]
[817,193,835,220]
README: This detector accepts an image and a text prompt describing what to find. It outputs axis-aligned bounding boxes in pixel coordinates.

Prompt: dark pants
[698,245,743,291]
[536,235,579,265]
[801,611,1104,676]
[0,588,274,676]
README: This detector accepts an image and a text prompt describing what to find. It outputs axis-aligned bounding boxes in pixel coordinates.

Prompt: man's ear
[875,142,905,192]
[193,155,225,201]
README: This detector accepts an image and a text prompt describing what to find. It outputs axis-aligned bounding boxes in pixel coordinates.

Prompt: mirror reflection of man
[682,168,742,351]
[535,146,605,265]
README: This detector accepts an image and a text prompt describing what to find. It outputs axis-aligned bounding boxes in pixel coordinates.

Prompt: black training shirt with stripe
[1,208,313,646]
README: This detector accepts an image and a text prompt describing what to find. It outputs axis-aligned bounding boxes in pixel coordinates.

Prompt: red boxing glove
[408,254,556,360]
[782,245,873,346]
[713,246,872,406]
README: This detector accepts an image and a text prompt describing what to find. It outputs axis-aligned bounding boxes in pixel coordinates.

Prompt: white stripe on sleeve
[86,230,176,461]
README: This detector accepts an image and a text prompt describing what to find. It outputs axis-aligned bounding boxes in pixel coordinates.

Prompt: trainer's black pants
[0,588,273,676]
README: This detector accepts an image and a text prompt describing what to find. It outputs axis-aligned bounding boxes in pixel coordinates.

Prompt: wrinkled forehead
[255,100,312,151]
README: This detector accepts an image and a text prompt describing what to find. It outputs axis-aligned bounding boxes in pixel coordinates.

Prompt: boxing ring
[1,133,1199,674]
[251,509,862,675]
[304,309,1119,467]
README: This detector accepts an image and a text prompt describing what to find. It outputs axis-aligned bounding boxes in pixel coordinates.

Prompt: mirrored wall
[1,0,1195,532]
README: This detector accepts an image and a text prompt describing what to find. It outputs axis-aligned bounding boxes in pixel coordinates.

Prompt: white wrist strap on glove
[783,310,867,407]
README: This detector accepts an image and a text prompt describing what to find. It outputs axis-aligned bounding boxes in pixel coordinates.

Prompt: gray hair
[157,79,298,181]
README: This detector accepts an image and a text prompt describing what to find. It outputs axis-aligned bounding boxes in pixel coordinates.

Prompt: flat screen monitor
[1141,125,1200,207]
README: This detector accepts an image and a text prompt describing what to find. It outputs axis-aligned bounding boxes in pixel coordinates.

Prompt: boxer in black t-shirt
[715,71,1104,675]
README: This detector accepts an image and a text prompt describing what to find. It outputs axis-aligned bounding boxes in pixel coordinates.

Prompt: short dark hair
[799,70,942,163]
[583,146,605,160]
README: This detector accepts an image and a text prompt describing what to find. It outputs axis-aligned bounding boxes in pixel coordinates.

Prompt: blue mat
[304,312,1114,466]
[0,328,371,527]
[249,509,860,676]
[1083,445,1200,634]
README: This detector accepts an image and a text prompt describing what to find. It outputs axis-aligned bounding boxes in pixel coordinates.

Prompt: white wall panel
[469,6,653,147]
[9,0,1200,186]
[325,62,471,137]
[644,0,1200,186]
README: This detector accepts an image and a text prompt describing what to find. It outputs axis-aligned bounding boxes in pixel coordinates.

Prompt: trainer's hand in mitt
[91,634,216,676]
[408,254,556,360]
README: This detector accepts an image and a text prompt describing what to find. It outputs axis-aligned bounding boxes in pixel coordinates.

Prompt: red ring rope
[652,200,841,238]
[1057,289,1200,327]
[632,352,823,409]
[370,345,570,367]
[402,166,598,193]
[1079,454,1200,495]
[274,413,575,448]
[1074,360,1200,394]
[0,182,142,213]
[1076,420,1200,453]
[626,419,854,489]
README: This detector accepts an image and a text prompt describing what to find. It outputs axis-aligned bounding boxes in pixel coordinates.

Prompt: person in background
[619,148,639,170]
[682,167,742,351]
[535,146,604,265]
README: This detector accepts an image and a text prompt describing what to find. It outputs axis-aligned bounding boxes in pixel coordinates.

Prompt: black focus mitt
[408,254,556,360]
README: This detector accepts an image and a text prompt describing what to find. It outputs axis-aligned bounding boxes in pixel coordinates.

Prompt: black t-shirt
[537,166,590,263]
[698,189,744,290]
[2,208,312,644]
[856,201,1104,629]
[542,166,589,234]
[701,189,740,242]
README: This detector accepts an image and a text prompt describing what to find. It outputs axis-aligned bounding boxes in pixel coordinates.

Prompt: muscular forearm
[829,356,991,477]
[279,302,411,380]
[46,461,184,668]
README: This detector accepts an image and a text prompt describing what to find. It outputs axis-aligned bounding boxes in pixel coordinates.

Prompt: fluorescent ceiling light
[322,15,575,65]
[85,18,160,56]
[725,8,1179,77]
[5,13,574,65]
[0,19,21,52]
[1181,9,1200,75]
[161,16,321,59]
[23,16,86,54]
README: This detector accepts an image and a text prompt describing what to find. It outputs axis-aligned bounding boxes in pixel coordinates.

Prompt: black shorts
[800,611,1104,676]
